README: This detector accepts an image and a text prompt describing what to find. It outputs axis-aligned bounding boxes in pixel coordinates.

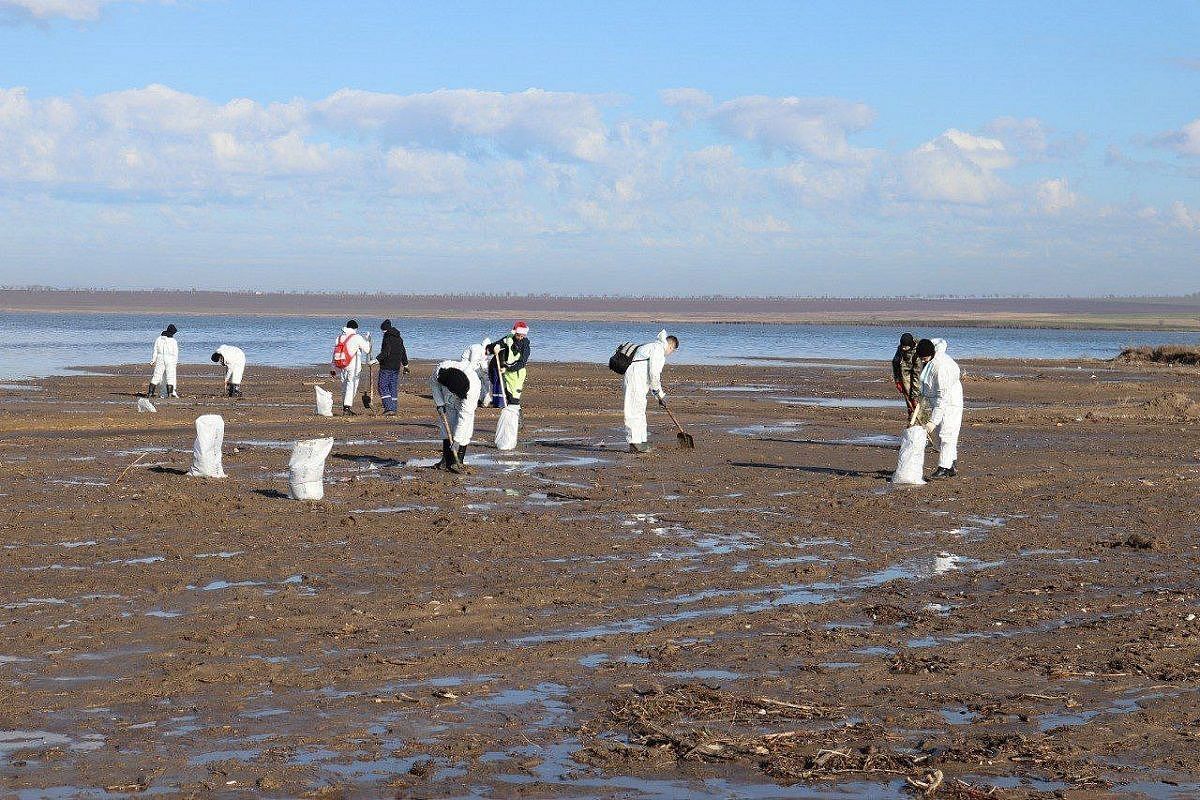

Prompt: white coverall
[332,328,371,408]
[430,343,488,446]
[919,338,963,469]
[150,335,179,390]
[215,344,246,386]
[623,330,669,445]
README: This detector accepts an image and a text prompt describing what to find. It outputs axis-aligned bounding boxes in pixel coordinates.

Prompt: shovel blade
[677,432,695,449]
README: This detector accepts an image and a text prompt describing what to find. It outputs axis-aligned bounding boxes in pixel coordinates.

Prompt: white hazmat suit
[919,338,963,470]
[214,344,246,386]
[430,343,489,446]
[332,328,371,409]
[150,334,179,394]
[624,330,669,446]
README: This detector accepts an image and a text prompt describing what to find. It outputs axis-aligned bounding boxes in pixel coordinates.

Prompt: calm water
[1,311,1195,380]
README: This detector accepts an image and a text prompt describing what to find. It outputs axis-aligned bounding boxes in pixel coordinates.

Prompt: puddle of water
[664,669,744,681]
[704,385,781,393]
[469,682,570,728]
[833,433,902,447]
[468,452,609,472]
[940,706,979,725]
[115,556,165,566]
[0,730,72,752]
[728,421,806,437]
[350,505,438,513]
[188,748,262,766]
[195,551,243,559]
[145,610,183,618]
[58,541,97,548]
[780,397,905,408]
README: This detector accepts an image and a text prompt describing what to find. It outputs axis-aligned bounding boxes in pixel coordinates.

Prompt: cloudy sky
[1,1,1197,295]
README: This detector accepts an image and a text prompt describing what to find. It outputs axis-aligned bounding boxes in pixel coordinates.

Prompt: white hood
[657,329,669,345]
[931,338,948,356]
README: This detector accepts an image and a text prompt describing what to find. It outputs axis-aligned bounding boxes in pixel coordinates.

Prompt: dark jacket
[488,335,530,372]
[377,327,409,371]
[891,347,921,404]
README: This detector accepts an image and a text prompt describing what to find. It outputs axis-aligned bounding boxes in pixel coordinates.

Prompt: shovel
[361,334,375,410]
[658,395,695,449]
[434,405,462,470]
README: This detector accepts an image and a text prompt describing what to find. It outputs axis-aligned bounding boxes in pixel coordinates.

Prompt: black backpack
[608,342,642,375]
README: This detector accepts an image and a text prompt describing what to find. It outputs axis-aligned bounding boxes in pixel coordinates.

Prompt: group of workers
[143,321,961,480]
[892,332,963,479]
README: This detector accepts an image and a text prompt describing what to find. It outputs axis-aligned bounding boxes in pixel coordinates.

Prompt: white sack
[137,398,156,413]
[188,414,226,478]
[315,386,334,417]
[495,405,521,451]
[892,425,927,486]
[289,437,334,500]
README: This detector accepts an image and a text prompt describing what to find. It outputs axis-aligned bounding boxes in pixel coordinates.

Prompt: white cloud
[0,0,154,21]
[983,116,1086,162]
[1154,118,1200,156]
[314,88,611,162]
[707,95,875,163]
[1170,200,1200,231]
[1035,178,1076,214]
[385,146,468,195]
[895,129,1014,205]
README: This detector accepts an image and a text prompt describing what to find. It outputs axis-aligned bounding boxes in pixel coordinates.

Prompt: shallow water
[3,311,1195,379]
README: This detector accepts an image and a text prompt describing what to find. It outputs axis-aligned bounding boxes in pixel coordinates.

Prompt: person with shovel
[148,323,180,399]
[485,321,530,449]
[430,341,489,473]
[623,330,679,453]
[371,319,409,416]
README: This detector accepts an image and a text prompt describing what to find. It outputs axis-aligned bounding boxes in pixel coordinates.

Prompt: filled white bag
[289,437,334,500]
[315,386,334,417]
[892,425,927,485]
[188,414,226,478]
[137,398,157,413]
[495,405,520,451]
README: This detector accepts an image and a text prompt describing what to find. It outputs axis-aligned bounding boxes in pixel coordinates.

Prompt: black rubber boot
[167,384,178,398]
[440,438,455,469]
[147,383,158,398]
[229,384,242,398]
[449,445,469,474]
[342,405,356,416]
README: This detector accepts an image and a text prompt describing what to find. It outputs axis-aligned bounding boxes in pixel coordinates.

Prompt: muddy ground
[1,357,1199,799]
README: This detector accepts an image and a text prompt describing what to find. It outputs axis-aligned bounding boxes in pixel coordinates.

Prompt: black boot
[449,445,468,474]
[147,383,158,398]
[229,383,242,398]
[440,438,455,469]
[167,384,178,398]
[342,405,356,416]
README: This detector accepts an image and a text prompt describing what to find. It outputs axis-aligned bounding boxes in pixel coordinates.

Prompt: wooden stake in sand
[112,452,149,485]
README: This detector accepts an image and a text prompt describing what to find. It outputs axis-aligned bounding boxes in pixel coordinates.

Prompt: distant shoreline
[3,289,1199,332]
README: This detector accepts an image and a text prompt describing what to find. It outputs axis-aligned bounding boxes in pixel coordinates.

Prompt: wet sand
[2,358,1200,798]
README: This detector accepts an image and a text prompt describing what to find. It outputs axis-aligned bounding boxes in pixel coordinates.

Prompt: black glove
[402,365,410,374]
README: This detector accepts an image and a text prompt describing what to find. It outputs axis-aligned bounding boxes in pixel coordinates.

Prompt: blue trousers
[378,369,399,412]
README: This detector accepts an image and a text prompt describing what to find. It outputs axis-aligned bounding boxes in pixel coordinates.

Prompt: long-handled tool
[491,350,507,409]
[361,333,375,410]
[434,405,462,470]
[658,395,695,449]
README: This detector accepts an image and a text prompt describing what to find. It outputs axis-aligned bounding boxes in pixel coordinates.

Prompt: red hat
[513,320,529,334]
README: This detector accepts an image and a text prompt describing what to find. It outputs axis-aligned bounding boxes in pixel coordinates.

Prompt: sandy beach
[2,358,1199,798]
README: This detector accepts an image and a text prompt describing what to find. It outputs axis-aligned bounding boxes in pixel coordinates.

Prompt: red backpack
[332,333,357,369]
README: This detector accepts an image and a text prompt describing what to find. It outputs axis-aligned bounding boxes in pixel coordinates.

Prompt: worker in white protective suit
[329,320,371,416]
[623,330,679,453]
[148,324,180,399]
[211,345,246,397]
[916,337,963,479]
[430,341,490,473]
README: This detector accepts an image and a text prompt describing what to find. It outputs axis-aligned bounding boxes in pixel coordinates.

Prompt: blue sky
[0,0,1197,295]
